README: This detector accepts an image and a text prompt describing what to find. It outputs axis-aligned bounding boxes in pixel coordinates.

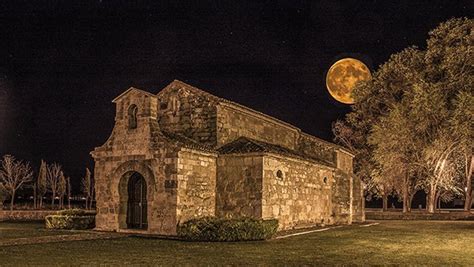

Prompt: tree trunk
[68,196,71,209]
[464,154,473,211]
[408,193,415,212]
[402,171,409,213]
[382,193,388,212]
[426,194,429,212]
[427,185,436,213]
[85,198,88,210]
[437,194,442,211]
[33,183,37,209]
[51,192,55,208]
[10,190,16,211]
[39,197,43,209]
[435,192,440,212]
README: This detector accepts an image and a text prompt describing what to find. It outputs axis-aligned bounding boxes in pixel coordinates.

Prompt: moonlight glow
[326,58,372,104]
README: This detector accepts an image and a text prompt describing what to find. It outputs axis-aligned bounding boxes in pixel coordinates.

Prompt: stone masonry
[91,80,364,235]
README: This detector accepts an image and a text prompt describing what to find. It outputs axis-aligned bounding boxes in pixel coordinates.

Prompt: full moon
[326,58,371,104]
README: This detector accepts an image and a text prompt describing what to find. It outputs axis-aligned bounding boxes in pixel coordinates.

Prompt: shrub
[56,209,88,216]
[177,216,278,241]
[45,210,95,230]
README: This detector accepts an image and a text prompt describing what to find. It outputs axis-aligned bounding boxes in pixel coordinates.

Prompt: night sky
[0,1,471,190]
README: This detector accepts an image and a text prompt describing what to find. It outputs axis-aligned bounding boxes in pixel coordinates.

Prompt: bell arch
[128,104,138,129]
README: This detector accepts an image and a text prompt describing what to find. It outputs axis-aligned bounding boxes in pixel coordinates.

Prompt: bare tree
[67,176,71,209]
[58,171,66,209]
[47,163,62,208]
[37,160,47,209]
[81,168,92,209]
[0,155,33,210]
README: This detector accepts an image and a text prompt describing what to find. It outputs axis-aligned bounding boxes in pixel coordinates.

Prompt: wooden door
[127,173,147,229]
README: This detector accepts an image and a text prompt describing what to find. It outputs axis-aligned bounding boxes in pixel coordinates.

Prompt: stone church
[91,80,364,235]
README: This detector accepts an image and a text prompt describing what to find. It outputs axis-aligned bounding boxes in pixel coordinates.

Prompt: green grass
[1,220,473,265]
[0,221,82,240]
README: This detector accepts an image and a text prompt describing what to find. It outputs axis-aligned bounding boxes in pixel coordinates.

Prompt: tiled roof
[163,80,353,156]
[217,137,335,167]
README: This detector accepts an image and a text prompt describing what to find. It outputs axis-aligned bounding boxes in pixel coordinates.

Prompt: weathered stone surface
[216,103,300,150]
[92,80,364,235]
[262,154,335,229]
[176,149,217,224]
[216,154,263,218]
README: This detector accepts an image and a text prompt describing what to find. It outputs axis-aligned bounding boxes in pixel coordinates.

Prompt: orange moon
[326,58,371,104]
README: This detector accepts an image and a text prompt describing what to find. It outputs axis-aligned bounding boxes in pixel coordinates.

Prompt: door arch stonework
[112,160,156,230]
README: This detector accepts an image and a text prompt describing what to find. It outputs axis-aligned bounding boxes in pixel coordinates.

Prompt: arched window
[128,104,138,129]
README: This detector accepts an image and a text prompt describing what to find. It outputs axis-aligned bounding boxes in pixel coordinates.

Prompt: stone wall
[157,82,218,146]
[176,149,217,224]
[262,154,335,230]
[92,88,182,235]
[216,154,263,218]
[351,175,365,222]
[0,210,61,221]
[216,103,299,150]
[297,133,337,165]
[331,170,352,224]
[336,150,354,174]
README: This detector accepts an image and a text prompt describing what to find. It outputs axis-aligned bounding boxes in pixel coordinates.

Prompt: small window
[276,170,284,180]
[128,104,138,129]
[160,102,168,110]
[323,176,328,184]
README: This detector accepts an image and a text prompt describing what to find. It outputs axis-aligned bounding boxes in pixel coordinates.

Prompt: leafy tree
[334,47,425,212]
[333,18,473,213]
[450,91,474,211]
[0,155,33,210]
[424,17,473,210]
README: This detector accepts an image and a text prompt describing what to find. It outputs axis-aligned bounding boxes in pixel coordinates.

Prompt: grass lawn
[0,221,82,240]
[0,220,473,265]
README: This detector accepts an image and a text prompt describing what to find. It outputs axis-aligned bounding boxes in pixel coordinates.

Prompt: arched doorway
[127,172,148,229]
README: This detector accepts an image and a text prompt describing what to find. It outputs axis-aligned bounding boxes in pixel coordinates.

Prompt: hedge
[56,209,88,216]
[177,217,279,241]
[45,209,95,230]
